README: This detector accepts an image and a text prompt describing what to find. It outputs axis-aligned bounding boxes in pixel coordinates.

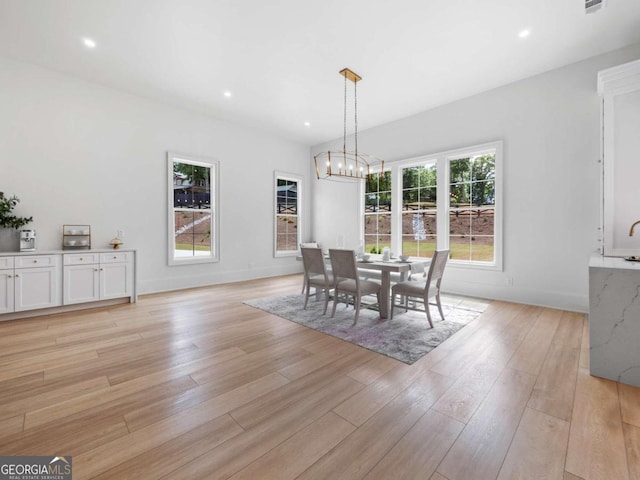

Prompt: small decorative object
[63,225,91,249]
[0,192,32,229]
[19,229,36,252]
[109,237,123,250]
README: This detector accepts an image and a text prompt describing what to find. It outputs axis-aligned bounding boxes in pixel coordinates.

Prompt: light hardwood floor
[1,274,639,479]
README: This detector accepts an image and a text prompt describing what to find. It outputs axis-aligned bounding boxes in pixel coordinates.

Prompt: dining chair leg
[303,283,311,310]
[331,289,339,318]
[353,294,361,325]
[425,300,434,328]
[322,288,330,315]
[436,290,445,320]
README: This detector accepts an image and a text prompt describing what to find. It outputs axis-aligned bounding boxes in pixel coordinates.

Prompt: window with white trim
[168,152,219,266]
[364,171,392,254]
[448,153,496,262]
[401,163,437,258]
[274,172,302,256]
[360,141,502,269]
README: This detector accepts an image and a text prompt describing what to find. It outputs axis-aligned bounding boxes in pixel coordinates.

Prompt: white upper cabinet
[598,59,640,257]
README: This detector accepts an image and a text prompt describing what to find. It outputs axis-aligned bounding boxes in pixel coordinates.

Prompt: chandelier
[314,68,384,181]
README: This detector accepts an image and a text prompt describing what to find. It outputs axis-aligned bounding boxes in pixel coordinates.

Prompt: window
[449,153,496,262]
[167,152,219,265]
[401,163,437,258]
[364,171,392,254]
[360,141,502,269]
[274,172,302,256]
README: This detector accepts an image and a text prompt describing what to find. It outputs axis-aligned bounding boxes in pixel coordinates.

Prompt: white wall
[311,43,640,312]
[0,55,309,294]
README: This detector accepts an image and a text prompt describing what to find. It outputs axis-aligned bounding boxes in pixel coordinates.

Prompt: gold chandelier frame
[314,68,384,181]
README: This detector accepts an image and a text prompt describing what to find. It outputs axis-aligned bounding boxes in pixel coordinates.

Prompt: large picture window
[274,172,302,257]
[364,171,392,254]
[449,153,496,262]
[401,163,437,258]
[167,152,219,265]
[360,141,502,269]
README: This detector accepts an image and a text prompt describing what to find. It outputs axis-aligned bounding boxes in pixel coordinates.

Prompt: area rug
[243,293,489,364]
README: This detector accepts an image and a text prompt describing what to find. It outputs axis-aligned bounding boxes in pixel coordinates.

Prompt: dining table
[355,256,429,318]
[298,253,430,319]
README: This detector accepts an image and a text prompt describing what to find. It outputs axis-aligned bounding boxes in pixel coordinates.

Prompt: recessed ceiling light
[223,91,232,98]
[304,121,311,127]
[518,29,530,39]
[83,38,96,48]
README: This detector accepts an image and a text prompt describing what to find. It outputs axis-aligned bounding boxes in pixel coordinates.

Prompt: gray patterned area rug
[243,293,489,365]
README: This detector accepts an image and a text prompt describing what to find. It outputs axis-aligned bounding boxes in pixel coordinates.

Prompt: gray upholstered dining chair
[300,247,333,314]
[329,249,381,324]
[299,242,320,293]
[390,249,449,328]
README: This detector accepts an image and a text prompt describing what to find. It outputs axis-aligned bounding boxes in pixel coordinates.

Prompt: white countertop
[0,248,135,257]
[589,253,640,270]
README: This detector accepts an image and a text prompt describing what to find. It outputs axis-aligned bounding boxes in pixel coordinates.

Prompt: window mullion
[437,156,449,251]
[391,164,401,256]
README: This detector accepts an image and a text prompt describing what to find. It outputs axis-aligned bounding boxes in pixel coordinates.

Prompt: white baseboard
[442,278,588,313]
[139,264,303,295]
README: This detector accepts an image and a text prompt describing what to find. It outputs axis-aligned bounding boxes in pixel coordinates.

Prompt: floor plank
[228,412,355,480]
[624,423,640,480]
[163,375,366,480]
[431,304,537,424]
[528,310,583,422]
[496,407,570,479]
[620,383,640,428]
[565,367,629,479]
[363,409,464,480]
[74,372,289,479]
[506,308,562,375]
[297,370,454,480]
[436,367,537,480]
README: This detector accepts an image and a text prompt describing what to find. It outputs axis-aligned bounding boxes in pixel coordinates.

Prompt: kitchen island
[589,254,640,386]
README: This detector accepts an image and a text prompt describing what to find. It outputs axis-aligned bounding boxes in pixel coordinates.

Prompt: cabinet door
[63,264,100,305]
[14,266,61,311]
[100,262,132,300]
[0,270,15,314]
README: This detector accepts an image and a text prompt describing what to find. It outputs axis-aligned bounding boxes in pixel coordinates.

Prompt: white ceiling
[1,0,640,146]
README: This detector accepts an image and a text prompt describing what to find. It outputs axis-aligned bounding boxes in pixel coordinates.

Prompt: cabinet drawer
[15,255,59,268]
[64,253,100,265]
[100,252,130,264]
[0,257,14,269]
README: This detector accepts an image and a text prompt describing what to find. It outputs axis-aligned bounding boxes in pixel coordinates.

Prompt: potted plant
[0,192,33,251]
[0,192,32,229]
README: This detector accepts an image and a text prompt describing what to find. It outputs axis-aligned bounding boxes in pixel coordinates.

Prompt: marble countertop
[589,253,640,270]
[0,248,135,257]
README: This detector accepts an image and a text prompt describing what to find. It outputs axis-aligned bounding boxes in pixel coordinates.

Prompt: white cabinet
[0,268,15,314]
[598,59,640,257]
[0,255,61,313]
[63,251,133,305]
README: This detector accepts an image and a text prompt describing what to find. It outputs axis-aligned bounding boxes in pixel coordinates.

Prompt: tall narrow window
[274,172,302,256]
[401,163,437,258]
[364,171,392,254]
[449,153,496,262]
[168,153,219,265]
